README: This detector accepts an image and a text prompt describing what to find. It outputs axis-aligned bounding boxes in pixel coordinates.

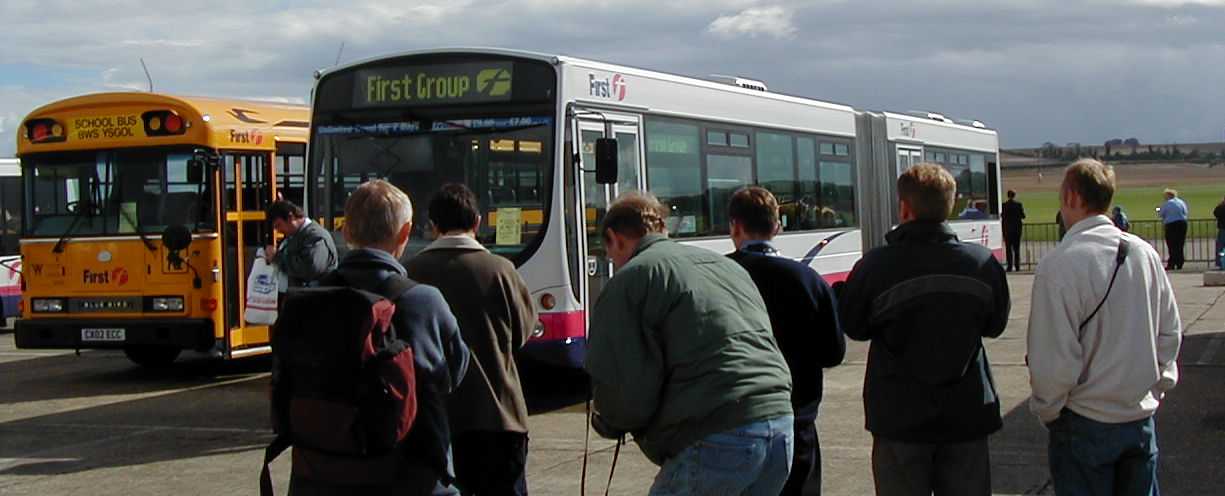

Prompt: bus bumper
[521,337,587,369]
[15,318,215,351]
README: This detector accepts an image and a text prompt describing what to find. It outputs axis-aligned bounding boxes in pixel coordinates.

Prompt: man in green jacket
[585,192,794,496]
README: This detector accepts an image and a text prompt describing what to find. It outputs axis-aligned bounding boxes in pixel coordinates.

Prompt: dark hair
[602,191,668,242]
[728,186,779,236]
[1007,190,1016,199]
[266,200,305,222]
[1063,159,1115,214]
[897,164,956,221]
[428,183,480,233]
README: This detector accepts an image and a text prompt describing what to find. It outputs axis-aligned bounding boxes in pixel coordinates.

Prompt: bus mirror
[595,138,618,184]
[186,159,205,183]
[162,224,192,254]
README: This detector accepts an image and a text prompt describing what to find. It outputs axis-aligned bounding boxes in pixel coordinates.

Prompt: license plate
[81,328,125,342]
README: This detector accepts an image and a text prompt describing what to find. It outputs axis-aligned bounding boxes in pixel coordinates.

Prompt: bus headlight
[151,297,185,312]
[32,298,65,313]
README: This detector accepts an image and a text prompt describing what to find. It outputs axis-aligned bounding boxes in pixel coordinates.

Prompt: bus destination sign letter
[354,62,514,108]
[71,114,145,141]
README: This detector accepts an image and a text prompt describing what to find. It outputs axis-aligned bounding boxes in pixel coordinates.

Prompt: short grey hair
[343,179,413,247]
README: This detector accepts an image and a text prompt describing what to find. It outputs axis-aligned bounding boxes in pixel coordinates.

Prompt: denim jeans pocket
[696,435,760,473]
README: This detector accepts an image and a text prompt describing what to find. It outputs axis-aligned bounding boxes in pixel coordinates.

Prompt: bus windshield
[24,147,215,237]
[311,116,554,263]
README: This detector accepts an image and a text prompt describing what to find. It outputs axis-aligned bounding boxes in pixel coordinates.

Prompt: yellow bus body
[15,92,308,364]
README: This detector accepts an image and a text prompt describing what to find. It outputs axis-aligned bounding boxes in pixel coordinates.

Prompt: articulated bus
[14,93,309,366]
[307,48,1002,369]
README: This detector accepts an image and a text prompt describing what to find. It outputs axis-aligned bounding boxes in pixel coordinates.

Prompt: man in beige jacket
[1027,159,1182,495]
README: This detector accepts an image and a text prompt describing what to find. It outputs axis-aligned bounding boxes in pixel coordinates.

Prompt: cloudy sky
[2,0,1224,155]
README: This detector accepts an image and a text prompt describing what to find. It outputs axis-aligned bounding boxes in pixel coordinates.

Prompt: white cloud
[100,67,147,92]
[120,39,205,48]
[707,6,797,39]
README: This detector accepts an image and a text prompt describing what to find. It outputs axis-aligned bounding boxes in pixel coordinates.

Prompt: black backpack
[260,274,419,495]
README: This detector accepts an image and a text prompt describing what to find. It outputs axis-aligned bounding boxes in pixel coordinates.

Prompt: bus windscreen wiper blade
[117,202,157,252]
[52,203,95,254]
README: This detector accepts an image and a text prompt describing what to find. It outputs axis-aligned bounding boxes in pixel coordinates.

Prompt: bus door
[220,152,274,357]
[574,114,644,309]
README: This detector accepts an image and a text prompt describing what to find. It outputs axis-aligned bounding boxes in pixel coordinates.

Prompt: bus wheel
[124,346,182,367]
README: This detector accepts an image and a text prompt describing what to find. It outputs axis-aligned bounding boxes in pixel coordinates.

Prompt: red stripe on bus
[822,271,850,285]
[536,310,586,341]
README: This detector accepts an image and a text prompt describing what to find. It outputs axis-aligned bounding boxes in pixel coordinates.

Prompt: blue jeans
[1048,409,1159,496]
[650,416,794,496]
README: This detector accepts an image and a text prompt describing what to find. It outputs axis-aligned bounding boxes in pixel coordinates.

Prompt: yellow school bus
[14,92,309,366]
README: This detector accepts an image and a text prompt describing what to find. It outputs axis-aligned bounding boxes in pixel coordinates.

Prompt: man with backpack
[265,180,470,495]
[839,164,1011,496]
[405,184,536,495]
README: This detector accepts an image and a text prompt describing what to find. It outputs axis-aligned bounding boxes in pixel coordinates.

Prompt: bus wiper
[117,201,157,252]
[52,202,96,254]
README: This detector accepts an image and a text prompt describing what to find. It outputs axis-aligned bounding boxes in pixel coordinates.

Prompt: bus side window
[276,142,306,207]
[0,176,21,255]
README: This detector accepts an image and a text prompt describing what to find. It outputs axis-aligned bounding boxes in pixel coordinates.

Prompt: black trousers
[1164,220,1188,269]
[871,436,991,496]
[782,418,822,496]
[453,431,529,496]
[1003,228,1022,271]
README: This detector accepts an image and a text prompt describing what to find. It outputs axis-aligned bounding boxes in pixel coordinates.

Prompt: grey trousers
[871,436,991,496]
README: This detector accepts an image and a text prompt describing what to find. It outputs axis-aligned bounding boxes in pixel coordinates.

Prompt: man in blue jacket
[839,164,1010,496]
[726,186,846,496]
[285,179,470,495]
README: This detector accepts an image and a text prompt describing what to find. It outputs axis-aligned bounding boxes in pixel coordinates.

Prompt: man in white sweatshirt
[1027,158,1182,495]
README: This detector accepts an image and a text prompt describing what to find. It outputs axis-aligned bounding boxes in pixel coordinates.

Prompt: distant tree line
[1024,138,1225,164]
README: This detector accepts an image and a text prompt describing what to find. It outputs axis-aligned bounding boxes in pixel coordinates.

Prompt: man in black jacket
[839,164,1010,496]
[727,186,846,496]
[1001,190,1026,271]
[1214,195,1225,270]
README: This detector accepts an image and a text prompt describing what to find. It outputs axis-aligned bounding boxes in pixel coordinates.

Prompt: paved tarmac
[0,272,1222,495]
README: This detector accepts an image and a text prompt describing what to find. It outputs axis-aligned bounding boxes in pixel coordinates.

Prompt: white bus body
[309,48,1002,368]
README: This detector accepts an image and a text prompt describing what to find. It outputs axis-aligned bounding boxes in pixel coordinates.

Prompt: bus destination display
[354,62,514,108]
[72,114,145,141]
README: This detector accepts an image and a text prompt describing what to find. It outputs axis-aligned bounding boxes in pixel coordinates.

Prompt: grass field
[1003,164,1225,224]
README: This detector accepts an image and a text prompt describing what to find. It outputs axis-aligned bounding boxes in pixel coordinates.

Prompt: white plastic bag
[245,249,280,325]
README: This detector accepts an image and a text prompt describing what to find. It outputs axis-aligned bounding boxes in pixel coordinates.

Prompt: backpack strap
[1079,237,1130,334]
[377,273,418,302]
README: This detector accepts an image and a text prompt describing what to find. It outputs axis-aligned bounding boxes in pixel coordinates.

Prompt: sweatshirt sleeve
[838,258,874,341]
[811,275,846,368]
[1026,268,1083,424]
[505,269,537,350]
[1152,266,1182,397]
[402,285,470,394]
[983,257,1011,339]
[584,269,666,438]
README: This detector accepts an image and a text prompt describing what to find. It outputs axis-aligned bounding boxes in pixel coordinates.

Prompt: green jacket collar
[631,233,669,260]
